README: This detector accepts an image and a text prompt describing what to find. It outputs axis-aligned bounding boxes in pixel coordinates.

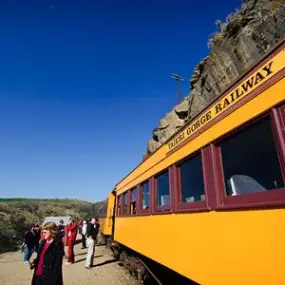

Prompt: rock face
[146,98,189,155]
[146,0,285,156]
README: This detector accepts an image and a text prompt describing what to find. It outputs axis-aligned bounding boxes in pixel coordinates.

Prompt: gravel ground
[0,242,139,285]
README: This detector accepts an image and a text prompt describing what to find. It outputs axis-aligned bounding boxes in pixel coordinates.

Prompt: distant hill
[0,198,107,252]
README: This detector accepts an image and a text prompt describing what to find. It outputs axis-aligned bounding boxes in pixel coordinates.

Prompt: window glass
[123,192,128,214]
[179,153,205,203]
[117,195,121,216]
[156,171,170,206]
[141,181,150,209]
[219,117,284,196]
[131,188,137,215]
[100,200,108,218]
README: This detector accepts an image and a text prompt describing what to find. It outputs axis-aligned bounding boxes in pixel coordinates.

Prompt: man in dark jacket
[56,219,66,258]
[94,218,100,244]
[24,224,36,264]
[33,224,41,253]
[85,218,97,269]
[56,220,65,241]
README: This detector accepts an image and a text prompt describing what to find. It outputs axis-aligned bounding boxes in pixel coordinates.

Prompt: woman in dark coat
[30,222,64,285]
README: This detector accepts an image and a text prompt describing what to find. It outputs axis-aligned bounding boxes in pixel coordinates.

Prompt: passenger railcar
[99,194,115,237]
[102,40,285,284]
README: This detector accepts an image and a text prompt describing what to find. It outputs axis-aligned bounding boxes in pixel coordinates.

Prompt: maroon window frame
[120,191,129,216]
[172,150,211,213]
[152,169,172,213]
[273,104,285,182]
[129,187,137,215]
[116,195,121,216]
[210,104,285,210]
[138,180,151,215]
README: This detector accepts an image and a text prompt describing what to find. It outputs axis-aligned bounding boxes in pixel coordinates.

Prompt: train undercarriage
[103,236,199,285]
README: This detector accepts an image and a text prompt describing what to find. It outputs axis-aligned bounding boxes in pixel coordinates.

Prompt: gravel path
[0,242,139,285]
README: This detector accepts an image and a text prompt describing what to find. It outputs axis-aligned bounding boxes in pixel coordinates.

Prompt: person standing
[85,218,97,269]
[94,218,100,245]
[56,219,66,257]
[30,222,64,285]
[56,219,65,242]
[33,224,41,253]
[78,220,83,235]
[65,219,77,265]
[24,224,36,264]
[81,220,87,249]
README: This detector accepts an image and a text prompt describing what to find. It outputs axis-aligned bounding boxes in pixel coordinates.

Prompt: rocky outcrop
[146,98,189,155]
[146,0,285,156]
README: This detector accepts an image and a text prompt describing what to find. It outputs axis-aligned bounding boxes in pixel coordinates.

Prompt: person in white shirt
[81,220,87,249]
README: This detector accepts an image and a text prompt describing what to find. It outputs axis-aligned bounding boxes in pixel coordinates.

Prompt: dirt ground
[0,242,139,285]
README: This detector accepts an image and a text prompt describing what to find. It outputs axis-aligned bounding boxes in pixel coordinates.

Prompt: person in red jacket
[65,219,77,265]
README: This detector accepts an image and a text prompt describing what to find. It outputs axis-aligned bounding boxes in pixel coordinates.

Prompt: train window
[155,170,170,207]
[219,116,284,196]
[117,195,121,216]
[141,181,150,210]
[123,192,128,215]
[178,153,205,203]
[130,188,137,215]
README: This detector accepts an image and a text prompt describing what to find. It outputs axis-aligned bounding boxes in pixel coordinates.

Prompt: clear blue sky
[0,0,241,201]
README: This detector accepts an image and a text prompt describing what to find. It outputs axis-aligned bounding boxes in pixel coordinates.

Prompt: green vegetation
[0,198,86,203]
[0,198,106,253]
[208,0,284,49]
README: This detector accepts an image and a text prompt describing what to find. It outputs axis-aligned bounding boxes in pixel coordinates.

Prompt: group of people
[22,224,41,264]
[22,217,100,285]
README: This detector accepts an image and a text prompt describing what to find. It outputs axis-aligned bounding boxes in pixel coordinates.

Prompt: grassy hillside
[0,198,107,252]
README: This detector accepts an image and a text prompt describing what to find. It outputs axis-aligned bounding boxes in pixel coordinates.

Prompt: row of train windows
[117,113,285,216]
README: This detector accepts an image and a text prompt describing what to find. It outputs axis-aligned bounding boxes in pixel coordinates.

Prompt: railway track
[110,240,199,284]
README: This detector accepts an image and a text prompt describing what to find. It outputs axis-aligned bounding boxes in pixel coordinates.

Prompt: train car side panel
[114,210,285,285]
[100,193,115,236]
[113,42,285,285]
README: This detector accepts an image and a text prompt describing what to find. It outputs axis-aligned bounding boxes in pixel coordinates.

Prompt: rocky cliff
[146,0,285,156]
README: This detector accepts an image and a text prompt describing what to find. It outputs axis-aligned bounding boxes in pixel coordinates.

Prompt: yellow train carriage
[113,40,285,285]
[99,193,115,237]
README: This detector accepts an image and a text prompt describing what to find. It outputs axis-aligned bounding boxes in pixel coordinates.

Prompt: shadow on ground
[93,258,117,267]
[74,255,104,263]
